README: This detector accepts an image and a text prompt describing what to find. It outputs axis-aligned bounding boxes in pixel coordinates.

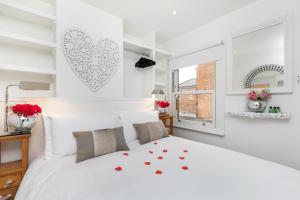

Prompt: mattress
[16,136,300,200]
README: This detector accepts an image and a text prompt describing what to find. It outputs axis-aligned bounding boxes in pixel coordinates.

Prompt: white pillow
[42,115,52,159]
[118,111,159,146]
[46,113,121,159]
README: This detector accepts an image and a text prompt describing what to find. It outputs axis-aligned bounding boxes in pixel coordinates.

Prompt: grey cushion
[134,121,169,144]
[73,127,129,163]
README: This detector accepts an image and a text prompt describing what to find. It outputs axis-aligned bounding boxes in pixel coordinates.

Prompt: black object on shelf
[135,57,156,68]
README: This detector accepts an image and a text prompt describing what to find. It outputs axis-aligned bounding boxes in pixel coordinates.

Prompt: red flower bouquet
[157,101,170,114]
[8,104,42,131]
[11,104,42,117]
[157,101,170,108]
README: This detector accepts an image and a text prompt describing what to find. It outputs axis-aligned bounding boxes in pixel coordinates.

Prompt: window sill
[174,121,224,136]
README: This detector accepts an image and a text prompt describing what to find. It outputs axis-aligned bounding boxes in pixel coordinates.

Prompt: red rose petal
[123,152,128,156]
[183,149,189,153]
[144,162,151,166]
[155,170,163,175]
[148,150,153,154]
[162,149,168,153]
[179,156,185,160]
[154,142,158,145]
[157,156,163,160]
[115,166,122,171]
[182,166,189,170]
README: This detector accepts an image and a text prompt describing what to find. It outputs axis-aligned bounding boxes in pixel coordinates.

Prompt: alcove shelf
[0,0,56,26]
[123,37,172,59]
[0,30,56,50]
[0,0,57,97]
[227,112,290,120]
[0,64,56,75]
[123,32,171,98]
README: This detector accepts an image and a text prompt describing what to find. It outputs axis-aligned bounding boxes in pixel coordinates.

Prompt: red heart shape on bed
[157,156,163,160]
[155,170,163,175]
[181,166,189,170]
[144,162,151,166]
[179,156,185,160]
[115,166,122,171]
[163,149,168,153]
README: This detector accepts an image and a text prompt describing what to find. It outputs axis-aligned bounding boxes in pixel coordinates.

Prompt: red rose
[157,101,170,108]
[11,104,42,117]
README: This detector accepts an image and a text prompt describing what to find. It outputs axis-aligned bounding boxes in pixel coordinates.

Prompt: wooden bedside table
[159,114,174,135]
[0,132,30,200]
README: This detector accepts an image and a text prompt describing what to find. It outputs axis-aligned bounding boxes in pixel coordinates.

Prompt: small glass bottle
[268,106,273,113]
[277,107,281,114]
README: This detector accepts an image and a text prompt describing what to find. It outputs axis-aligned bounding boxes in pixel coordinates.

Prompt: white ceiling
[83,0,257,43]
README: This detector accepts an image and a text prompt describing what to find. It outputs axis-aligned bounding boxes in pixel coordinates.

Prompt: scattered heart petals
[115,166,122,171]
[154,142,158,145]
[182,166,189,170]
[183,149,189,153]
[163,149,168,153]
[123,152,129,156]
[157,156,163,160]
[144,162,151,166]
[155,170,163,175]
[148,150,153,154]
[179,156,185,160]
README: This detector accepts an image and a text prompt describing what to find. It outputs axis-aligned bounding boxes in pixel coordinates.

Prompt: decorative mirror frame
[226,15,293,94]
[244,64,284,88]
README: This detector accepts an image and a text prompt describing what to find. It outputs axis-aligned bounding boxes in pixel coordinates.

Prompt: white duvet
[16,136,300,200]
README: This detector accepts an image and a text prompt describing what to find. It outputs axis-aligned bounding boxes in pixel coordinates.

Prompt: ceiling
[83,0,257,43]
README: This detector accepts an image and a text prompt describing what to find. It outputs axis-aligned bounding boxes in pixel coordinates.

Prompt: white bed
[16,136,300,200]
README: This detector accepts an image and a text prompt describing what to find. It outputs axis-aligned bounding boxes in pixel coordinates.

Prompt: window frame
[172,63,216,131]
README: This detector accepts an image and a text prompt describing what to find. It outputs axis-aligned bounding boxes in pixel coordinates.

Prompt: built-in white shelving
[0,30,56,50]
[123,37,172,59]
[0,64,56,75]
[0,0,56,98]
[227,112,290,120]
[123,38,152,56]
[123,33,170,98]
[0,0,56,26]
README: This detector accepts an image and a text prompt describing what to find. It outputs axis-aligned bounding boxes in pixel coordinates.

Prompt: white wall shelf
[227,112,290,119]
[0,0,56,26]
[0,64,56,75]
[0,30,56,50]
[123,38,152,56]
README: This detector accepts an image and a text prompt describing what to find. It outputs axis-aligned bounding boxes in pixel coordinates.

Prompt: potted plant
[157,101,170,115]
[247,90,271,113]
[7,104,42,131]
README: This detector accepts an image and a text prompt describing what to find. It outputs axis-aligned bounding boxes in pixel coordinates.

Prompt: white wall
[164,0,300,170]
[56,0,123,98]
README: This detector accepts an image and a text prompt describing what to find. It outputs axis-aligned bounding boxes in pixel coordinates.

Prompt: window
[173,62,216,129]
